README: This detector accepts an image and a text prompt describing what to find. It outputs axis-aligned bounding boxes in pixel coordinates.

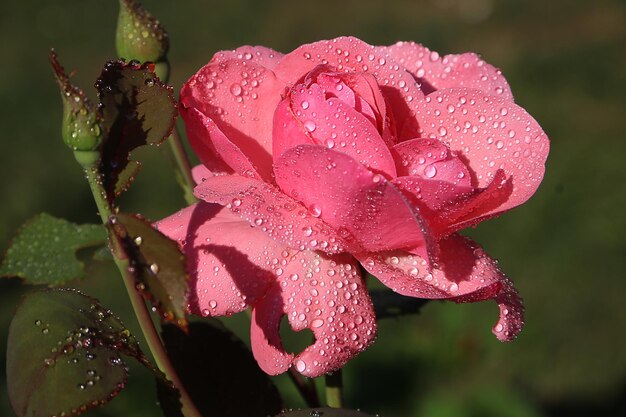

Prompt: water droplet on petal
[311,319,324,328]
[424,165,437,178]
[309,204,322,217]
[229,83,242,96]
[304,120,317,132]
[295,359,306,372]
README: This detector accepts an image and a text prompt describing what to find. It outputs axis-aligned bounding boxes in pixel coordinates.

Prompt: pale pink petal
[180,58,286,179]
[274,145,432,254]
[251,252,376,377]
[211,45,284,69]
[182,107,261,179]
[274,36,424,144]
[357,234,524,340]
[194,174,353,254]
[414,87,549,215]
[287,81,397,177]
[384,42,513,100]
[191,164,212,184]
[155,203,279,316]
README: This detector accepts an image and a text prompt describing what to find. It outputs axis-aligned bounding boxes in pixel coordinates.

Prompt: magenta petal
[392,138,472,187]
[211,45,284,70]
[275,37,424,142]
[392,176,473,214]
[250,252,376,377]
[182,107,262,179]
[273,98,317,160]
[288,82,397,177]
[438,169,513,234]
[385,42,513,100]
[155,203,279,316]
[194,174,352,254]
[275,145,431,253]
[414,87,549,214]
[180,58,286,179]
[357,234,524,340]
[283,252,376,377]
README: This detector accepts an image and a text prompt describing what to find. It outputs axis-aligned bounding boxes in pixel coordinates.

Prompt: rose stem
[167,125,197,205]
[325,369,344,408]
[83,162,202,417]
[288,368,321,408]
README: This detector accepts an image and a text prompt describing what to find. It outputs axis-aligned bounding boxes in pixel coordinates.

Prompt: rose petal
[274,145,432,254]
[392,176,473,215]
[182,107,261,179]
[272,96,318,160]
[180,58,286,180]
[275,36,424,144]
[391,138,472,187]
[250,286,294,375]
[191,164,212,184]
[155,203,278,316]
[287,80,397,177]
[251,252,376,377]
[384,42,513,100]
[414,87,549,215]
[194,174,352,254]
[438,169,513,234]
[211,45,284,70]
[357,234,524,340]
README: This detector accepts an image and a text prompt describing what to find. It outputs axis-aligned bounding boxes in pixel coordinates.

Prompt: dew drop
[150,263,160,274]
[311,319,324,328]
[295,360,306,372]
[304,120,317,132]
[424,165,437,178]
[229,83,242,96]
[309,204,322,217]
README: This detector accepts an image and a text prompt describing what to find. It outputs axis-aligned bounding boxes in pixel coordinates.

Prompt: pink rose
[157,37,549,377]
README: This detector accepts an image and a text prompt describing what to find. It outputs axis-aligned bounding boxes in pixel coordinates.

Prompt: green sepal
[49,51,103,153]
[116,0,169,80]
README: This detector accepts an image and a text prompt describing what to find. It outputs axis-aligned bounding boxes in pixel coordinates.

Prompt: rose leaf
[6,288,157,417]
[107,213,188,329]
[96,60,176,201]
[0,214,106,285]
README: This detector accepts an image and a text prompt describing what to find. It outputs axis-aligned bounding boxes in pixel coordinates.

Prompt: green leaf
[370,289,430,320]
[275,408,378,417]
[6,288,150,417]
[107,213,188,329]
[96,59,176,202]
[0,214,106,285]
[157,320,283,417]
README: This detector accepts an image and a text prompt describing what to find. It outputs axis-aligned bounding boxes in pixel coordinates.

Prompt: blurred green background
[1,0,625,416]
